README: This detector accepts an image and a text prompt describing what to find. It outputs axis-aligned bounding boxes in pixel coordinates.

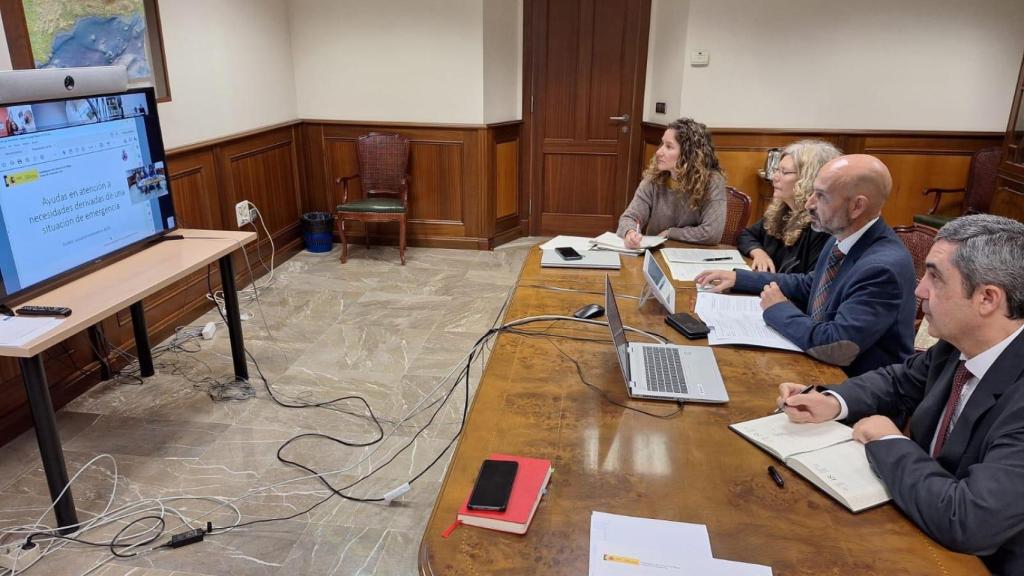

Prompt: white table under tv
[0,228,256,532]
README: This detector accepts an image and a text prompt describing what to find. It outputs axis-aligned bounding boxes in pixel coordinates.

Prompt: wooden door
[525,0,650,236]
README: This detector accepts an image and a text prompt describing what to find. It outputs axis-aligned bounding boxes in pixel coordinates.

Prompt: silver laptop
[605,275,728,403]
[541,248,621,269]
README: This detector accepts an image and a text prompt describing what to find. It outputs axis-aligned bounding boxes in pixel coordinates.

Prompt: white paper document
[589,512,711,575]
[694,293,801,351]
[662,248,745,264]
[0,315,63,347]
[666,261,751,282]
[589,511,772,576]
[539,235,596,252]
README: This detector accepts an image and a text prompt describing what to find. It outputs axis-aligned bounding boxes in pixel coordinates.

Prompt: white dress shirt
[834,217,879,255]
[829,324,1024,445]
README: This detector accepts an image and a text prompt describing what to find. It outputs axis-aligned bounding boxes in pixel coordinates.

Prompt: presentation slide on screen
[0,118,162,290]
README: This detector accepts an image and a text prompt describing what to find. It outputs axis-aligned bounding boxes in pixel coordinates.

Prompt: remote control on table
[16,305,72,317]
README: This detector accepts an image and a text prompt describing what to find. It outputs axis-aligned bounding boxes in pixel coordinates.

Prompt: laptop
[540,249,620,269]
[639,250,675,313]
[604,275,728,403]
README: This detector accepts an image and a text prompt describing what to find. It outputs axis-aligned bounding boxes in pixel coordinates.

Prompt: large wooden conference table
[419,245,985,575]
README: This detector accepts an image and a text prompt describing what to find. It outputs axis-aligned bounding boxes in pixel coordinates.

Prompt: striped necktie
[931,361,972,458]
[809,245,844,321]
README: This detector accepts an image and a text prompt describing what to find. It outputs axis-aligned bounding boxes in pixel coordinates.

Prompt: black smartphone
[665,312,710,339]
[467,459,518,511]
[555,246,583,261]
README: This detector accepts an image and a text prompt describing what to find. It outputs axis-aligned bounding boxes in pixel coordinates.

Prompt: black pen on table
[772,384,817,414]
[767,465,785,488]
[702,256,732,262]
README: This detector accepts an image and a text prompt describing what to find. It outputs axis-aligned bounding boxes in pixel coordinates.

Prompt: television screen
[0,87,175,306]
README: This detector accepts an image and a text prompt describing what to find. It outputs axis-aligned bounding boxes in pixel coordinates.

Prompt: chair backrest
[894,223,939,321]
[356,132,410,199]
[964,146,1002,214]
[723,186,752,246]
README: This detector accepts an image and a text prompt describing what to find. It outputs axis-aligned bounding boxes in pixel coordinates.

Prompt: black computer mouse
[573,303,605,320]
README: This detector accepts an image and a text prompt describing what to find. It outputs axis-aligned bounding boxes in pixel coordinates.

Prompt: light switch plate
[691,50,709,67]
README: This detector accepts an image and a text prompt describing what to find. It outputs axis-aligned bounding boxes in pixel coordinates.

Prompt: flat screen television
[0,86,176,308]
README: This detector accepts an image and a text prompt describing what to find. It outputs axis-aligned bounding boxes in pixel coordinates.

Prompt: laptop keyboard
[642,347,688,394]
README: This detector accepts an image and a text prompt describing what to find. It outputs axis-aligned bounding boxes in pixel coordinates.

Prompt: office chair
[894,222,938,329]
[723,186,752,246]
[913,147,1001,229]
[334,132,411,264]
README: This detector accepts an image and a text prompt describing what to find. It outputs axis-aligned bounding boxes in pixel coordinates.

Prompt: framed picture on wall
[0,0,170,101]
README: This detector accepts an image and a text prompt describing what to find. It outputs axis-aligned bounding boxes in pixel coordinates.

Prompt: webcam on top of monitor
[0,66,127,105]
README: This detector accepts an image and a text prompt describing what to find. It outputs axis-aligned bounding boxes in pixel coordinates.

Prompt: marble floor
[0,239,537,576]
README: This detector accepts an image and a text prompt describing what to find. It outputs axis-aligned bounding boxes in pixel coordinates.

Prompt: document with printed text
[694,293,800,351]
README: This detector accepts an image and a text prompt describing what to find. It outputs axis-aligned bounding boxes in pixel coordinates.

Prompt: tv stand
[0,228,256,532]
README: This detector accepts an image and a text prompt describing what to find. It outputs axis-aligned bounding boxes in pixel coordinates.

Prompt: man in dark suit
[778,214,1024,575]
[696,155,917,376]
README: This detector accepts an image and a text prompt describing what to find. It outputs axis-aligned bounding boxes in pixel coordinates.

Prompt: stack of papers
[589,231,667,255]
[694,293,801,351]
[539,235,594,252]
[589,511,772,575]
[0,315,63,347]
[661,248,751,281]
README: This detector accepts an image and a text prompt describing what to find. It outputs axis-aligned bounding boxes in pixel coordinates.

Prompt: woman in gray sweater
[617,118,725,247]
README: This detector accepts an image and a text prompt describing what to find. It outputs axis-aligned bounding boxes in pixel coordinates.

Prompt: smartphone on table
[467,459,519,511]
[555,247,583,261]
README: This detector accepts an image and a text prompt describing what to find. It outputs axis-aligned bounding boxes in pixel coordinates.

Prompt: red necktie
[931,361,972,458]
[809,246,844,321]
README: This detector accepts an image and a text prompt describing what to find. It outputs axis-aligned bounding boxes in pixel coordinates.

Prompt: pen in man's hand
[772,384,817,414]
[703,256,732,262]
[768,465,785,488]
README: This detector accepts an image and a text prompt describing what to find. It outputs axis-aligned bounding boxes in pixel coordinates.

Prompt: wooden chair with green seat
[334,132,411,265]
[913,146,1001,229]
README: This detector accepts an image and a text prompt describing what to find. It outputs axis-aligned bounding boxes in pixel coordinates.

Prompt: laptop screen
[642,250,675,313]
[604,275,632,384]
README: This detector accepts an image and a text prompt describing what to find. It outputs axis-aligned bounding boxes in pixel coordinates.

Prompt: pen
[702,256,732,262]
[768,465,785,488]
[772,383,817,414]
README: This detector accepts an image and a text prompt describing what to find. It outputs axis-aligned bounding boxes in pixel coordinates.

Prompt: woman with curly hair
[737,140,841,273]
[617,118,726,247]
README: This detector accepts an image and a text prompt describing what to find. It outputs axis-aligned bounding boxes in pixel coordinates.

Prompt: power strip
[0,541,43,570]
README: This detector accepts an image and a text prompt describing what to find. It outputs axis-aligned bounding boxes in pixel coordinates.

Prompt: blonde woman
[617,118,726,247]
[737,140,842,273]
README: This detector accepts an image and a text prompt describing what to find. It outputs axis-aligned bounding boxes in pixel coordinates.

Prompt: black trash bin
[301,212,335,253]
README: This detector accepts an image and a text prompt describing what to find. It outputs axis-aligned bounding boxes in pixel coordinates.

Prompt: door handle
[609,114,630,123]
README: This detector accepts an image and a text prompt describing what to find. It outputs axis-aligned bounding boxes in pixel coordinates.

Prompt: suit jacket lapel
[909,350,960,452]
[939,332,1024,462]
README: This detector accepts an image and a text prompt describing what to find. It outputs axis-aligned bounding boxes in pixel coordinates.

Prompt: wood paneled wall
[641,123,1006,227]
[0,122,306,445]
[301,121,524,249]
[1,119,523,445]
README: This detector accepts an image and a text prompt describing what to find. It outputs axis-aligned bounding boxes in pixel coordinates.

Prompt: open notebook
[730,413,891,512]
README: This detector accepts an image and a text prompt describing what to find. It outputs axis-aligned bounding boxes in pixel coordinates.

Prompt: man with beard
[695,155,916,376]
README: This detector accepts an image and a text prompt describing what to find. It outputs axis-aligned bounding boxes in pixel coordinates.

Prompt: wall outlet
[0,541,43,570]
[235,200,252,227]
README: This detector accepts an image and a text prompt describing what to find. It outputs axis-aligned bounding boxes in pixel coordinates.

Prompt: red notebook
[456,454,553,535]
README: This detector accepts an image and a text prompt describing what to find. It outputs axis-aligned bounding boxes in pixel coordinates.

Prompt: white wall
[290,0,493,124]
[643,0,689,122]
[156,0,297,148]
[482,0,522,124]
[669,0,1024,131]
[0,11,12,71]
